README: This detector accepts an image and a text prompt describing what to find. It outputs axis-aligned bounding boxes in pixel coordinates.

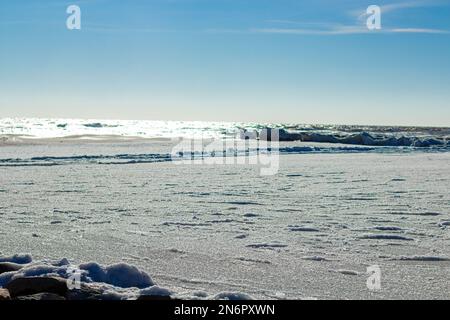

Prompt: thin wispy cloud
[353,0,449,20]
[381,0,438,13]
[377,0,448,13]
[260,0,450,36]
[353,0,419,19]
[390,28,450,34]
[252,25,370,36]
[251,26,450,35]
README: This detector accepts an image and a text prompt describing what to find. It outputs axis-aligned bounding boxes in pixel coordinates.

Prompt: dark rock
[259,128,301,142]
[137,295,172,301]
[66,283,104,300]
[0,288,11,300]
[15,293,66,301]
[5,276,68,298]
[0,262,24,274]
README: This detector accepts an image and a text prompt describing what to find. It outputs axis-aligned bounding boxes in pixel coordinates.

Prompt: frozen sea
[0,119,449,299]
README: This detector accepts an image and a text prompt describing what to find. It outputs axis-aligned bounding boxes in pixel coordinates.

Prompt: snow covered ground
[0,140,449,299]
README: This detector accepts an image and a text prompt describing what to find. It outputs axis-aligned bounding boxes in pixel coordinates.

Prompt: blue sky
[1,0,450,126]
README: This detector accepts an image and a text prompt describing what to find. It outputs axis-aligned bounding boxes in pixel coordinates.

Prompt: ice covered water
[0,119,449,299]
[1,118,449,146]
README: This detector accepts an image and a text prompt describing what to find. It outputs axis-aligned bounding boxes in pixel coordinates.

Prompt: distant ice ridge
[0,254,254,300]
[0,118,449,148]
[248,128,449,148]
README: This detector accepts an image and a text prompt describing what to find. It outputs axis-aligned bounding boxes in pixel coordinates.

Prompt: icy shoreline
[1,150,449,300]
[0,254,253,301]
[1,118,449,149]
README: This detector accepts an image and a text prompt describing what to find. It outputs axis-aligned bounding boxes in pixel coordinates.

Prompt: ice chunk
[0,254,32,264]
[213,292,254,300]
[79,262,154,288]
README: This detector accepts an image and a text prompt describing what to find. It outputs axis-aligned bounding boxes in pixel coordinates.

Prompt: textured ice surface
[0,141,449,299]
